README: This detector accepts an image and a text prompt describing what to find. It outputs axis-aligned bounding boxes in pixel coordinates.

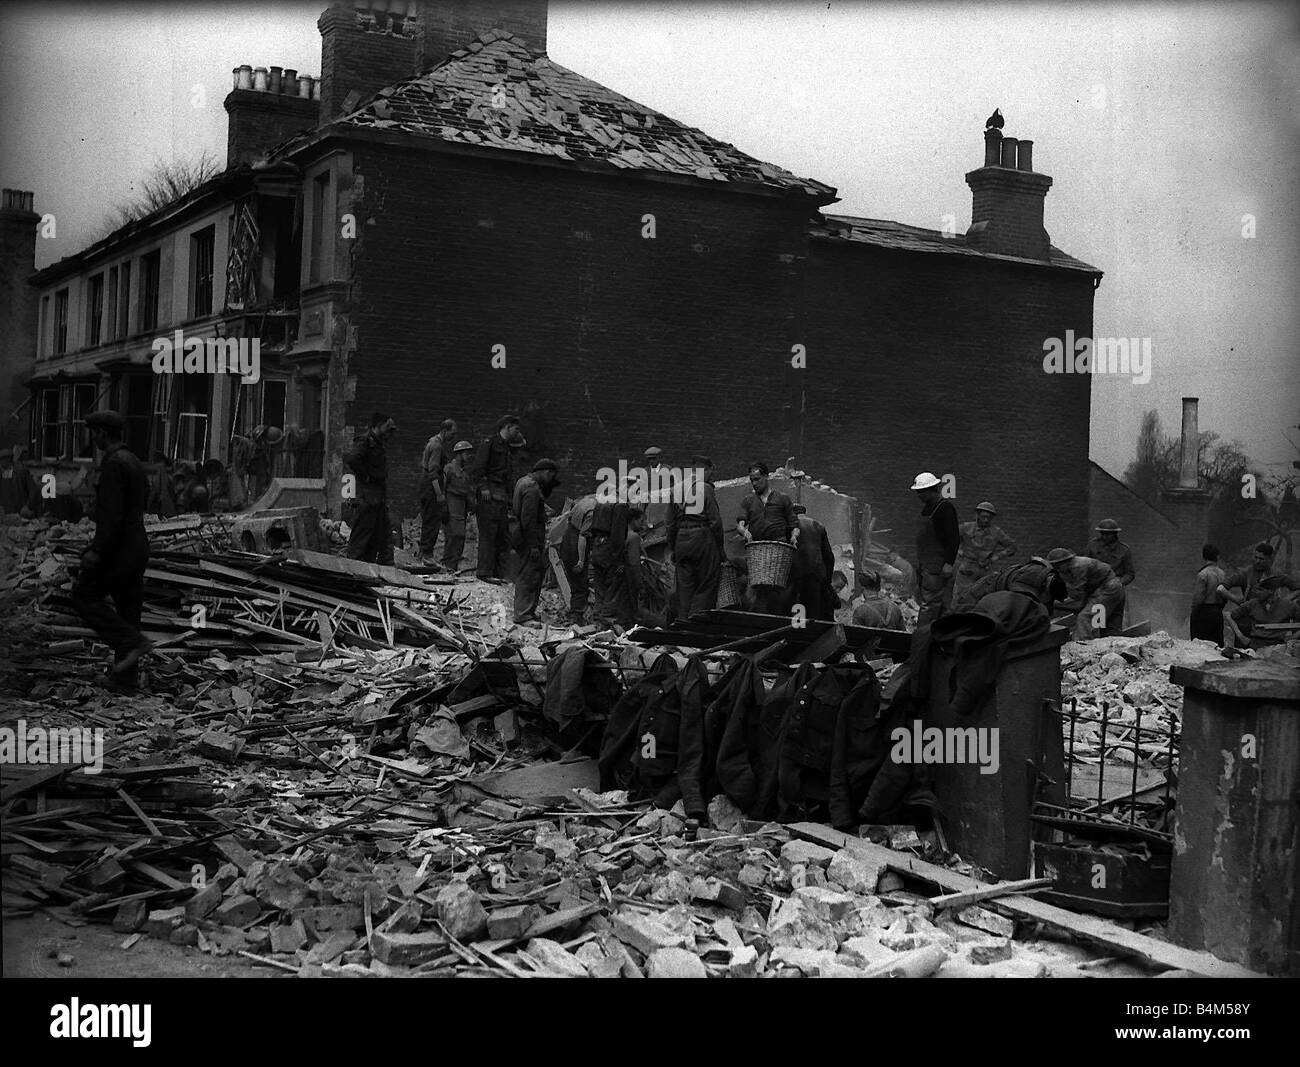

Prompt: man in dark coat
[472,414,525,581]
[344,413,397,565]
[791,504,837,620]
[911,471,959,628]
[512,458,559,625]
[668,457,724,619]
[72,411,152,691]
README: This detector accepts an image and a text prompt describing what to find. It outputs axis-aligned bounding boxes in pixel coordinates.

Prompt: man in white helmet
[951,501,1017,611]
[911,471,959,628]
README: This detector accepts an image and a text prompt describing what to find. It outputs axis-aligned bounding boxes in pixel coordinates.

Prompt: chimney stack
[224,63,321,166]
[1178,397,1200,489]
[0,189,40,450]
[416,0,549,72]
[318,0,419,122]
[965,115,1054,260]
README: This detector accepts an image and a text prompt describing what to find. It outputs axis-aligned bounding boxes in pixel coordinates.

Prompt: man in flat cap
[72,411,152,690]
[344,412,397,565]
[512,458,559,625]
[472,414,526,581]
[667,455,724,619]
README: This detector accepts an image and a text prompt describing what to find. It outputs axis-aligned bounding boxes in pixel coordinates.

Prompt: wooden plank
[928,877,1054,911]
[787,823,1263,978]
[792,623,850,664]
[472,759,601,800]
[0,764,81,805]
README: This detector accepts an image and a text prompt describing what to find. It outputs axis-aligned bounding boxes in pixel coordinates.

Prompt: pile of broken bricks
[74,792,1161,979]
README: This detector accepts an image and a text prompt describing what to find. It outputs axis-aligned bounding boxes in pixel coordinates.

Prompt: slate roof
[333,30,836,200]
[812,214,1102,274]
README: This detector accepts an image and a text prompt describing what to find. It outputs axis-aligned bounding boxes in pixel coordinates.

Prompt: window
[123,375,153,459]
[87,273,105,346]
[38,388,64,459]
[261,379,287,430]
[190,225,215,317]
[174,373,211,463]
[308,171,329,283]
[71,383,97,458]
[139,250,161,332]
[39,295,49,357]
[117,261,131,338]
[107,267,118,340]
[53,289,69,354]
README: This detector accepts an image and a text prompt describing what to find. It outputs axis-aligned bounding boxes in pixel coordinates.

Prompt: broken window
[38,388,63,459]
[191,225,216,317]
[123,374,153,460]
[117,260,132,338]
[106,267,118,340]
[87,273,104,346]
[173,372,212,463]
[53,288,68,354]
[139,250,161,332]
[70,383,97,459]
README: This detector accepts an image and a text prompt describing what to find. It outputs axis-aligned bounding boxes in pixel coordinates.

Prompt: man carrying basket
[737,462,799,613]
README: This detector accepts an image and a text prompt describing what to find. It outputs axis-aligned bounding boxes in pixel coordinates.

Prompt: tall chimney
[1179,397,1200,489]
[0,190,39,450]
[318,0,419,122]
[965,117,1054,260]
[416,0,549,72]
[224,64,321,166]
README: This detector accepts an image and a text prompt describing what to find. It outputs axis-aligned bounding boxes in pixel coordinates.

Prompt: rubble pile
[1,520,1239,978]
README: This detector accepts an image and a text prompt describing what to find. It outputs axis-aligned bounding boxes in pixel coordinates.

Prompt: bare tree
[92,152,222,241]
[1122,408,1254,505]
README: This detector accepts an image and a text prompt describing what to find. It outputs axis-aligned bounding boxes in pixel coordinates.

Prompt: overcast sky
[2,0,1297,479]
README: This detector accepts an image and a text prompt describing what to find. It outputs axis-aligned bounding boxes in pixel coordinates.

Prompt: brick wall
[966,168,1053,260]
[318,7,417,121]
[335,144,1097,563]
[343,145,811,519]
[0,193,39,451]
[224,91,320,166]
[417,0,549,71]
[803,240,1096,565]
[1088,462,1213,634]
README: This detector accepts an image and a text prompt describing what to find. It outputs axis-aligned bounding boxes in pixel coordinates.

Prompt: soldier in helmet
[1086,518,1134,629]
[1047,547,1125,640]
[951,500,1017,611]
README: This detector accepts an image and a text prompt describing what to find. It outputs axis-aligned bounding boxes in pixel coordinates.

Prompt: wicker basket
[747,540,794,587]
[717,563,743,608]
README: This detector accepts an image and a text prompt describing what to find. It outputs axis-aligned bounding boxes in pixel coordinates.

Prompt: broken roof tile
[335,32,833,198]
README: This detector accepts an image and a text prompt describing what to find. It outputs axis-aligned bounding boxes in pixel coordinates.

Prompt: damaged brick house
[12,0,1102,554]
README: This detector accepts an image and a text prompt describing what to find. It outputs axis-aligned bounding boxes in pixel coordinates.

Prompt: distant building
[4,0,1102,552]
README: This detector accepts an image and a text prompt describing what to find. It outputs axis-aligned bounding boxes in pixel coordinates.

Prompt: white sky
[2,0,1297,477]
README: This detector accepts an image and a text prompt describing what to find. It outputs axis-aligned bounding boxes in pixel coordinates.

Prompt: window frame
[190,224,216,318]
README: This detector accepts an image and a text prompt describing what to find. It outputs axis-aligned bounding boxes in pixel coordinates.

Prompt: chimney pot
[312,78,321,101]
[999,136,1019,169]
[2,189,36,212]
[983,128,1003,167]
[269,65,283,94]
[299,74,314,99]
[236,64,253,90]
[1016,139,1033,172]
[253,66,269,91]
[1179,398,1200,489]
[284,68,298,93]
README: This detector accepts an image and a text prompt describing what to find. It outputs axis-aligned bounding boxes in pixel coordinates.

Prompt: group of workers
[40,407,1299,693]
